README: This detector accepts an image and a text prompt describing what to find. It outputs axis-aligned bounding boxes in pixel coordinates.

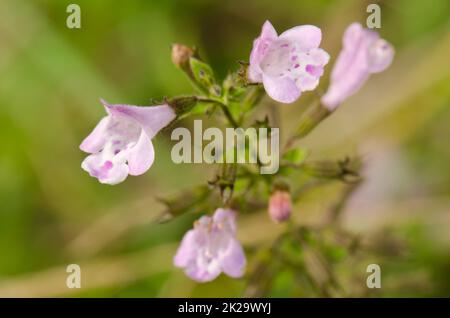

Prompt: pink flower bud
[321,23,394,111]
[268,190,292,223]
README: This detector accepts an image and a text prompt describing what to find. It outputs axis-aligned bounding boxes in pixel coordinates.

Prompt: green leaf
[189,57,221,96]
[282,148,308,165]
[325,245,348,263]
[233,178,249,194]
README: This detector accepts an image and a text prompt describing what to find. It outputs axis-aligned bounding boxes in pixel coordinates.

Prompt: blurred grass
[0,0,449,297]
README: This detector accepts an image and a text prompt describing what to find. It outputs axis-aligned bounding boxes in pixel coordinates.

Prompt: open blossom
[79,99,175,185]
[174,208,246,282]
[268,190,292,223]
[248,20,329,104]
[321,23,394,111]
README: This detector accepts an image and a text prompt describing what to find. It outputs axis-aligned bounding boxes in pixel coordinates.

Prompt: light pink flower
[79,99,175,185]
[321,23,394,111]
[174,208,246,283]
[248,20,329,104]
[268,190,292,223]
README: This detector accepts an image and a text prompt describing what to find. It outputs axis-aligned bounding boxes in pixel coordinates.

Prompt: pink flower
[268,190,292,223]
[321,23,394,111]
[174,208,246,282]
[79,99,175,185]
[248,20,329,104]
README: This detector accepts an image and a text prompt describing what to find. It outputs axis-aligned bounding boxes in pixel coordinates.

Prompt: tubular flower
[80,99,175,185]
[248,20,329,104]
[321,23,394,110]
[174,208,246,282]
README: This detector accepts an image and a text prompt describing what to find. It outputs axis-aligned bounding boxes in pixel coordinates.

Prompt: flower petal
[185,263,221,283]
[309,48,330,65]
[367,39,394,73]
[221,239,246,278]
[342,23,365,47]
[262,75,301,104]
[213,208,237,234]
[279,25,322,50]
[101,99,175,139]
[248,21,278,83]
[331,23,378,81]
[248,63,263,82]
[174,230,197,268]
[297,73,320,91]
[79,116,110,153]
[260,20,278,39]
[127,130,155,176]
[81,153,129,185]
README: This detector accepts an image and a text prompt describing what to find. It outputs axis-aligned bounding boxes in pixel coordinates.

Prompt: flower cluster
[79,20,393,283]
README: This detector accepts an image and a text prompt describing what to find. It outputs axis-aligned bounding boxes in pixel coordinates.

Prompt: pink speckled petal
[248,21,278,82]
[262,75,301,104]
[81,153,129,185]
[279,25,322,50]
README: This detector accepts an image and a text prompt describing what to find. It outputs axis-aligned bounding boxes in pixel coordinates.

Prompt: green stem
[282,100,331,154]
[197,97,239,128]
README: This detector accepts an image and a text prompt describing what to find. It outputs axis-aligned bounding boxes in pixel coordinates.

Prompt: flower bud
[320,23,394,111]
[171,43,195,72]
[268,190,292,223]
[171,44,219,96]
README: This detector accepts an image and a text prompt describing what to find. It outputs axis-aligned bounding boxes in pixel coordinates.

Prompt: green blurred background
[0,0,449,297]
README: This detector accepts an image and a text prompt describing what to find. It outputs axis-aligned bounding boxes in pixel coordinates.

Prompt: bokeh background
[0,0,449,297]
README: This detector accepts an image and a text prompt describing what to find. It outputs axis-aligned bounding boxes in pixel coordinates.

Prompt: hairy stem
[197,97,239,128]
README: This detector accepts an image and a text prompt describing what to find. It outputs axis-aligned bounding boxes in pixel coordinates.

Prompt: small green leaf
[325,245,348,263]
[189,57,220,96]
[282,148,308,165]
[233,178,249,194]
